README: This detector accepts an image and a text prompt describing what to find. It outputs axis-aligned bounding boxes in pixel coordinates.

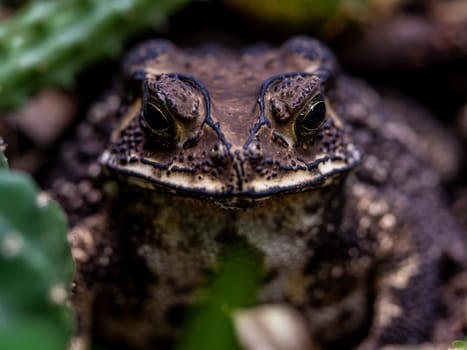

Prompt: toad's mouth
[100,150,358,208]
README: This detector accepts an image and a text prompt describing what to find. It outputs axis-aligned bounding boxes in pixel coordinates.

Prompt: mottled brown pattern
[47,37,466,350]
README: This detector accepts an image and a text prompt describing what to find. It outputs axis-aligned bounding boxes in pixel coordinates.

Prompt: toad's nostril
[247,140,264,160]
[210,143,227,164]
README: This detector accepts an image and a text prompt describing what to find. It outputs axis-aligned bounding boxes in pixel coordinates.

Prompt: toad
[50,37,466,350]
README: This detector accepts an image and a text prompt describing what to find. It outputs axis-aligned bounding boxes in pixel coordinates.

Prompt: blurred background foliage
[0,0,191,110]
[1,0,467,349]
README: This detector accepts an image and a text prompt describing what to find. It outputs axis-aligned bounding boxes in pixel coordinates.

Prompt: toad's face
[100,37,359,208]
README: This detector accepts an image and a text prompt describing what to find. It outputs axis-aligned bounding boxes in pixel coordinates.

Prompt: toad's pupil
[302,101,326,131]
[143,103,170,132]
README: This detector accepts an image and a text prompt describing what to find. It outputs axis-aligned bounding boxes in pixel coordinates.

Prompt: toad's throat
[101,150,357,207]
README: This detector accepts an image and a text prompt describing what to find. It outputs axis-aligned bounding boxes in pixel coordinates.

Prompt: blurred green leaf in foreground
[453,338,467,350]
[178,241,263,350]
[0,162,73,350]
[0,0,192,111]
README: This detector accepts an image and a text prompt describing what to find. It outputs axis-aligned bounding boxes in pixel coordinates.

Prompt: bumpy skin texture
[49,37,466,350]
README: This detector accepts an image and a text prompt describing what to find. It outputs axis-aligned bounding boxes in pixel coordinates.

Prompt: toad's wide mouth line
[102,155,357,205]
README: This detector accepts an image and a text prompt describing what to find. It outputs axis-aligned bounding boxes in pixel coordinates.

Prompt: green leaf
[0,170,73,350]
[453,339,467,349]
[177,240,264,350]
[0,0,193,111]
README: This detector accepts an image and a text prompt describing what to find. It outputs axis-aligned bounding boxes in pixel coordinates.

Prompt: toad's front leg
[68,215,106,350]
[69,274,94,350]
[356,252,440,350]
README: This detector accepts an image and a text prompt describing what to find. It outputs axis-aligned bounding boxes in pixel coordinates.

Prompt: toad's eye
[295,95,326,136]
[142,101,174,138]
